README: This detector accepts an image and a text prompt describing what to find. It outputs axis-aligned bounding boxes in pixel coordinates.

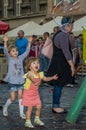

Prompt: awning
[0,21,9,34]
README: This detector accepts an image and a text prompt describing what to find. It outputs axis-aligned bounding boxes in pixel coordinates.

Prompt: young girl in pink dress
[22,57,58,128]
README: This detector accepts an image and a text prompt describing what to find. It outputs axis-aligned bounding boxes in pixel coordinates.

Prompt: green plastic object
[66,76,86,124]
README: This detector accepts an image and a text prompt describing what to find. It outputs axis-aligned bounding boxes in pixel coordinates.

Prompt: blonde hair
[26,57,40,71]
[8,45,18,53]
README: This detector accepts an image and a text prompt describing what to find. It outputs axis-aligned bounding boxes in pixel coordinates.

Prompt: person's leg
[72,76,78,85]
[26,106,32,120]
[25,106,34,128]
[3,91,15,116]
[35,105,41,117]
[34,105,44,126]
[40,54,45,71]
[18,89,26,119]
[40,54,50,72]
[52,85,62,108]
[40,55,50,86]
[52,85,65,113]
[44,56,50,76]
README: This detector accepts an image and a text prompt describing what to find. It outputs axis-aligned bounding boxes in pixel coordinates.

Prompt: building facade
[0,0,48,18]
[0,0,48,29]
[0,0,85,29]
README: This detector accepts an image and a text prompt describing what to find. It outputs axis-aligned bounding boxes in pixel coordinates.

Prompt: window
[21,0,31,8]
[21,0,31,15]
[39,0,47,12]
[8,0,13,8]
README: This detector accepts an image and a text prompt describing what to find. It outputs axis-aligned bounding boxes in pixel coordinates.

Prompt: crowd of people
[2,16,83,128]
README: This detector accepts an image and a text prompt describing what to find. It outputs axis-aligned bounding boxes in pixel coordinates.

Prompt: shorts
[8,83,24,92]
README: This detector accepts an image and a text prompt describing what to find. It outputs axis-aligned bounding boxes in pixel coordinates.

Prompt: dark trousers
[52,85,62,108]
[40,54,50,74]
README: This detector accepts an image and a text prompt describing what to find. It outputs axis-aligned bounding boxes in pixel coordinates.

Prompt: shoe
[72,81,78,85]
[25,121,34,128]
[66,84,74,87]
[20,113,26,119]
[3,106,8,116]
[52,109,67,114]
[34,118,44,126]
[0,106,3,109]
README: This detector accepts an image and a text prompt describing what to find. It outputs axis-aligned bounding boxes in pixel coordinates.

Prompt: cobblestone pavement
[0,76,86,130]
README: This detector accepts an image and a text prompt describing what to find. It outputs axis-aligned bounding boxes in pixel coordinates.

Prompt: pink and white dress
[22,72,44,107]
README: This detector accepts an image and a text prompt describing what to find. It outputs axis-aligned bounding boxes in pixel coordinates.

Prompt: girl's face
[9,48,18,58]
[30,60,40,72]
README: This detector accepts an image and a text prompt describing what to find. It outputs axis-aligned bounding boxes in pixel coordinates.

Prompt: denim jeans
[8,83,24,92]
[52,85,62,108]
[40,54,50,74]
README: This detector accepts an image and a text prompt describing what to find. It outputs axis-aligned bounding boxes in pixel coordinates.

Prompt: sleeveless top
[23,72,44,89]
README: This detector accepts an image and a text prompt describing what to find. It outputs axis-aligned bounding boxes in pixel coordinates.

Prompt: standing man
[16,30,28,55]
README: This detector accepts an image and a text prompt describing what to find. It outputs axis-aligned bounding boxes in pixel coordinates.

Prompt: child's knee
[10,97,15,102]
[36,105,42,110]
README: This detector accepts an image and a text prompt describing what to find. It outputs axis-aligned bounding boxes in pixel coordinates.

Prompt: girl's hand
[27,72,41,86]
[28,36,33,43]
[52,74,58,80]
[28,36,33,48]
[3,35,8,43]
[34,80,41,86]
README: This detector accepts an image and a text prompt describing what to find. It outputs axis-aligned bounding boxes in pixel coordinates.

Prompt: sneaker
[0,106,3,109]
[25,121,34,128]
[72,81,78,85]
[3,106,8,116]
[34,119,44,126]
[66,84,74,88]
[20,113,26,119]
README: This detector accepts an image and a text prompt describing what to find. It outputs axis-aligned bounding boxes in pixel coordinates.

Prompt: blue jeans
[40,54,50,74]
[52,85,62,108]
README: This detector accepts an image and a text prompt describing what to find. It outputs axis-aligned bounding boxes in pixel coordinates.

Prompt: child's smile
[30,60,40,72]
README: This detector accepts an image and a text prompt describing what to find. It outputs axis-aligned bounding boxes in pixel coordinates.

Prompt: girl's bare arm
[43,74,58,82]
